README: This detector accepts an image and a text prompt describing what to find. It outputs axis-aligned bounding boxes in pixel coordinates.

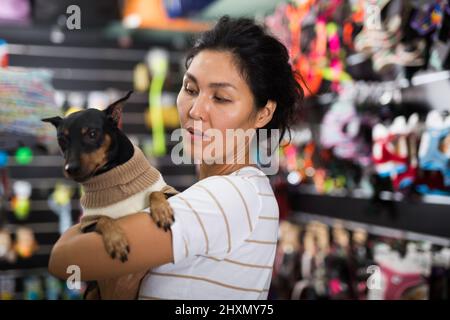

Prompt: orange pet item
[122,0,210,32]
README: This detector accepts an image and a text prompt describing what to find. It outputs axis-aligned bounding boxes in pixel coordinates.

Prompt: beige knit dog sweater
[80,145,177,219]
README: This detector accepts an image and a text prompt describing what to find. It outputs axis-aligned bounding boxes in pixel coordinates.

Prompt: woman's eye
[214,96,230,103]
[184,84,197,95]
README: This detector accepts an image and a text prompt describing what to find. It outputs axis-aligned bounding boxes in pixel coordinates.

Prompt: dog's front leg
[149,191,176,231]
[80,215,100,233]
[95,216,130,263]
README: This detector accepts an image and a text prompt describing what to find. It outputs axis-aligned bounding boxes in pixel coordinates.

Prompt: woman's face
[177,50,266,163]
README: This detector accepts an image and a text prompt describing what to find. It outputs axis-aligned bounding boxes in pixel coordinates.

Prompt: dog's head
[42,91,132,182]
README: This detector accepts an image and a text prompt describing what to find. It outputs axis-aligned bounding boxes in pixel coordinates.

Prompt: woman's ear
[255,100,277,129]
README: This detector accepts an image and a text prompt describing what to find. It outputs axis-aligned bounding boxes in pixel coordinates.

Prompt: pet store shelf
[0,20,197,277]
[291,212,450,247]
[0,24,185,49]
[288,187,450,239]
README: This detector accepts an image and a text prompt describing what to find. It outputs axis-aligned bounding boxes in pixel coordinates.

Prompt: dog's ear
[104,90,133,126]
[42,116,63,128]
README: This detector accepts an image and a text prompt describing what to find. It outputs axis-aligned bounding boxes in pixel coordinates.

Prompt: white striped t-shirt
[138,166,279,300]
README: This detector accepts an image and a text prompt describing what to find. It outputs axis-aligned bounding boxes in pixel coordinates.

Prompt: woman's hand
[97,270,150,300]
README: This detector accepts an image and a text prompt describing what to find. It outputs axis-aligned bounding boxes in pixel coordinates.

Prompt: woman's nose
[188,95,208,121]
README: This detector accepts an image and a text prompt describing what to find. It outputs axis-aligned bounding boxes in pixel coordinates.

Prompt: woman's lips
[187,127,209,141]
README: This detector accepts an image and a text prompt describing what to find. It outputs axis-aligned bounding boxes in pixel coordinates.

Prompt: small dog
[43,91,177,297]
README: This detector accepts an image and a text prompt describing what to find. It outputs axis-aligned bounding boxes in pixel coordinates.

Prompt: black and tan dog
[43,91,178,296]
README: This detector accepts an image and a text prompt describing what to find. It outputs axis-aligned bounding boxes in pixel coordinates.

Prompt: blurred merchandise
[45,275,63,300]
[144,93,180,129]
[163,0,217,18]
[133,63,150,92]
[14,227,38,259]
[0,275,15,300]
[14,146,33,165]
[23,276,43,300]
[0,229,16,263]
[0,0,31,25]
[417,110,450,194]
[270,218,450,300]
[122,0,210,31]
[147,49,169,156]
[48,183,73,235]
[0,39,8,67]
[63,283,85,300]
[0,68,61,146]
[11,181,31,221]
[0,150,7,168]
[0,0,449,301]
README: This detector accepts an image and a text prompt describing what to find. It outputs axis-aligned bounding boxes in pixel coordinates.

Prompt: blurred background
[0,0,450,300]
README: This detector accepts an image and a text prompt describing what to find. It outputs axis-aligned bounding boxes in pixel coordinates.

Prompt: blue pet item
[0,39,7,67]
[163,0,216,18]
[45,275,62,300]
[0,150,8,168]
[419,127,450,186]
[23,276,43,300]
[416,184,450,196]
[398,175,414,189]
[64,286,83,300]
[377,164,408,178]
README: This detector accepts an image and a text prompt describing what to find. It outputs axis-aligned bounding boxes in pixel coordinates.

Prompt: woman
[48,16,303,299]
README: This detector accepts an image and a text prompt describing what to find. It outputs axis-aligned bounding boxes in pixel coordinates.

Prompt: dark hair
[185,16,304,145]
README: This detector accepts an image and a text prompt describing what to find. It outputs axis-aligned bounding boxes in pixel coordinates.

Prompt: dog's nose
[65,162,80,175]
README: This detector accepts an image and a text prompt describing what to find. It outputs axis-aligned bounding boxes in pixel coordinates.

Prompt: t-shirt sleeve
[166,175,262,264]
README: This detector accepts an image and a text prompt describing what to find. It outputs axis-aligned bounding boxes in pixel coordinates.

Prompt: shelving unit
[0,25,197,294]
[288,187,450,240]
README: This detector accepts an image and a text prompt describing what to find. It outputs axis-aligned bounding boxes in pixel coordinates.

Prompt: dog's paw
[96,218,130,263]
[104,232,130,263]
[150,201,175,232]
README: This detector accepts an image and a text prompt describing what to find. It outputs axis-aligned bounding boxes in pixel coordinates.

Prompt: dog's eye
[88,130,97,139]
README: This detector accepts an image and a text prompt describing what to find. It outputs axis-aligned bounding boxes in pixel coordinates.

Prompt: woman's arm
[48,212,173,281]
[49,173,262,282]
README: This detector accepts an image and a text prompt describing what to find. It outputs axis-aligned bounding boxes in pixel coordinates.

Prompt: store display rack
[289,186,450,240]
